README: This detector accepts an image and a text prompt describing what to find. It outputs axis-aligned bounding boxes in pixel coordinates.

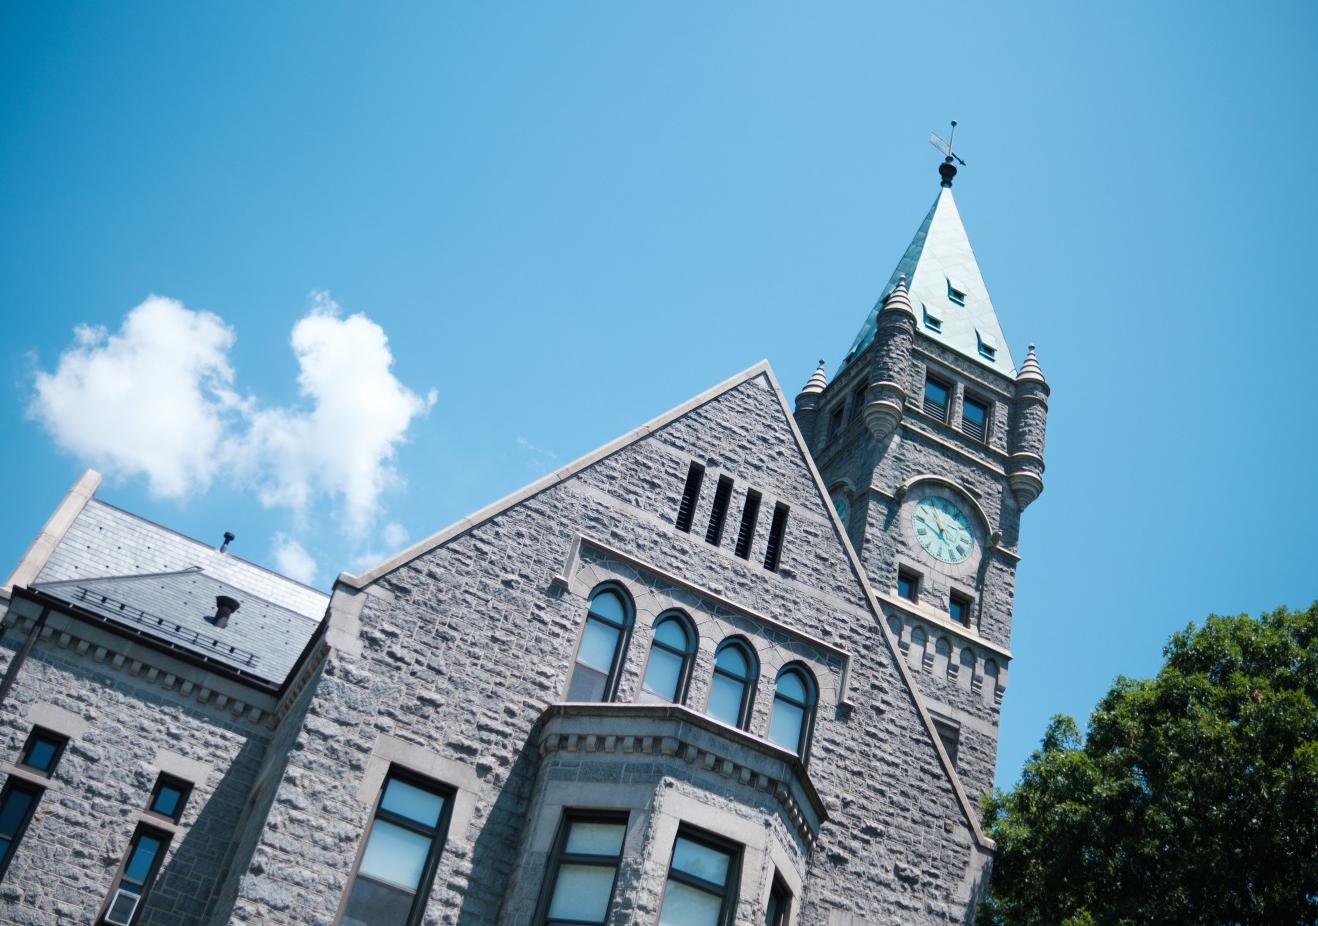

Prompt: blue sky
[2,2,1315,788]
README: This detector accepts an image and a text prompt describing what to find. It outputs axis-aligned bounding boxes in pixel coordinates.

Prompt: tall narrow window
[567,586,633,702]
[539,812,627,926]
[707,640,757,730]
[341,770,454,926]
[640,613,696,704]
[765,874,792,926]
[849,382,867,423]
[932,716,961,766]
[825,404,844,440]
[961,395,988,442]
[923,376,950,423]
[705,476,734,546]
[769,666,817,758]
[675,462,705,533]
[763,503,789,572]
[733,490,761,560]
[102,825,170,925]
[0,780,41,881]
[658,828,741,926]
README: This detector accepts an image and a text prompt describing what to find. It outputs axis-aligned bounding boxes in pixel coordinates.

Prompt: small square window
[18,728,67,776]
[897,569,920,603]
[923,376,950,423]
[961,396,988,442]
[922,305,942,333]
[148,775,192,823]
[949,593,972,626]
[947,281,966,306]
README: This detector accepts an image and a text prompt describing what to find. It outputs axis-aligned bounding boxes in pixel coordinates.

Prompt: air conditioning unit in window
[104,888,140,925]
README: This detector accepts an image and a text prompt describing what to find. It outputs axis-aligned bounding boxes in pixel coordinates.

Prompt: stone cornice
[536,703,827,846]
[875,590,1013,661]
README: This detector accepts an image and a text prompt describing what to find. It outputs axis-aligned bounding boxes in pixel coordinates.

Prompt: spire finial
[929,120,966,188]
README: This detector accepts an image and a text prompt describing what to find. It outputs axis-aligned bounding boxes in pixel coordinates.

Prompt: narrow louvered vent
[674,462,705,532]
[705,476,734,546]
[734,490,762,559]
[763,503,789,572]
[961,395,988,442]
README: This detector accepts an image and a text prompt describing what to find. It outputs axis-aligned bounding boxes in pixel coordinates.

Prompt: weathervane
[929,120,965,187]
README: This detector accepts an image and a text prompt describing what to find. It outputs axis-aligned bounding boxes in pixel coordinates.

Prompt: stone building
[0,159,1047,924]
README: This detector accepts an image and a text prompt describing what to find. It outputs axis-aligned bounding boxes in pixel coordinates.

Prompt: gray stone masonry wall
[229,371,988,924]
[0,633,268,926]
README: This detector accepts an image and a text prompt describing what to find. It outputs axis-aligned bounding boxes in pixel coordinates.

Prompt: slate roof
[29,498,327,688]
[839,185,1016,377]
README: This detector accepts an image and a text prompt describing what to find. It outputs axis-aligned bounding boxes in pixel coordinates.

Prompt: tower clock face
[911,496,974,564]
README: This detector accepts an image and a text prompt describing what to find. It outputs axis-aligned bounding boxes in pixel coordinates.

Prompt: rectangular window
[765,874,792,926]
[932,717,961,767]
[675,462,705,533]
[826,404,844,440]
[18,728,66,775]
[342,769,454,926]
[733,490,762,560]
[539,811,627,926]
[897,569,920,602]
[763,503,789,572]
[923,376,950,423]
[147,775,192,824]
[949,592,972,626]
[705,476,735,546]
[101,825,171,925]
[961,395,988,442]
[658,828,741,926]
[0,779,42,882]
[848,382,867,423]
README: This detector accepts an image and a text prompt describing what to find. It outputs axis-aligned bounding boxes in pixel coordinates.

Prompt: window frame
[659,825,743,926]
[566,584,635,703]
[960,393,990,443]
[848,382,867,424]
[922,374,951,424]
[536,809,629,926]
[707,638,759,731]
[18,727,67,775]
[769,665,818,761]
[146,774,192,824]
[337,766,456,926]
[825,403,845,440]
[98,823,172,926]
[949,591,972,627]
[897,568,920,603]
[0,778,43,883]
[765,872,793,926]
[640,612,698,705]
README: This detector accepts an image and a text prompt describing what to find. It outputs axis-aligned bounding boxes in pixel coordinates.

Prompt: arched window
[707,639,757,730]
[769,665,817,758]
[639,613,696,705]
[566,586,632,702]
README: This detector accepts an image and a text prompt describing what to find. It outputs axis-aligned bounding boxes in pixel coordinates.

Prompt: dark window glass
[826,404,844,439]
[897,569,919,602]
[707,641,757,730]
[0,780,41,881]
[923,377,950,423]
[763,503,789,572]
[769,666,817,758]
[675,462,705,533]
[765,874,792,926]
[849,383,867,423]
[733,490,762,560]
[342,771,453,926]
[19,728,66,775]
[147,775,191,823]
[949,594,971,626]
[658,829,740,926]
[102,826,170,925]
[705,476,734,546]
[947,282,967,305]
[641,615,696,704]
[567,587,632,702]
[539,812,627,926]
[933,718,961,766]
[961,396,988,442]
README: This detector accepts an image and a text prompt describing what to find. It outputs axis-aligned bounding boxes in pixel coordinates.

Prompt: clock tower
[793,155,1049,806]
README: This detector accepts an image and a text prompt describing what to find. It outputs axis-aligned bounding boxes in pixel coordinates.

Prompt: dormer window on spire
[946,280,966,306]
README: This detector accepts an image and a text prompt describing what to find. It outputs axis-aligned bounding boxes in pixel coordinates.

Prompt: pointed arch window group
[567,584,819,761]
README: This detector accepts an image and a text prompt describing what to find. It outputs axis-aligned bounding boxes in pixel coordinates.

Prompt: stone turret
[1008,344,1049,509]
[861,276,916,442]
[793,360,829,445]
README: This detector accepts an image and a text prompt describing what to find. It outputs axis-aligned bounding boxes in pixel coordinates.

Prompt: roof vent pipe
[219,531,235,553]
[214,595,241,629]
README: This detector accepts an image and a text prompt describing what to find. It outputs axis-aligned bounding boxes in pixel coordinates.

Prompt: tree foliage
[979,603,1318,926]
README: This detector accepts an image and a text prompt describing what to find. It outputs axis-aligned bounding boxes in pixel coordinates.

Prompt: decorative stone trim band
[536,703,827,848]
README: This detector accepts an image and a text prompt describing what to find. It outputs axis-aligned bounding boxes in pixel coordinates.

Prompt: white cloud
[29,296,238,498]
[30,292,433,542]
[271,533,317,585]
[382,521,409,548]
[515,435,558,471]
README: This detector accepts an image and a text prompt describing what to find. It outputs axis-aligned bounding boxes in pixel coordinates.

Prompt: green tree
[979,603,1318,926]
